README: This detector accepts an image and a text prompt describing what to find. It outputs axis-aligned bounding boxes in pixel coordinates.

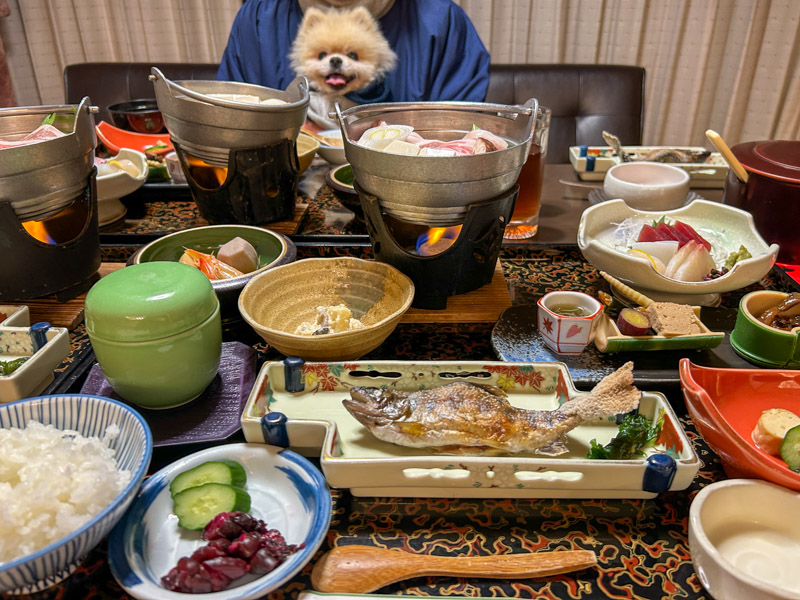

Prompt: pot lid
[731,140,800,183]
[85,262,218,342]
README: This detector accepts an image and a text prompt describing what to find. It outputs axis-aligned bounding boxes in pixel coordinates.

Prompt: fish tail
[560,362,640,421]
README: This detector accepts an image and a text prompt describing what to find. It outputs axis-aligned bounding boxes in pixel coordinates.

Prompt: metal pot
[723,140,800,263]
[334,99,537,226]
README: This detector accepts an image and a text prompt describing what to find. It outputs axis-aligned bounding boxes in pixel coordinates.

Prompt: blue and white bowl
[0,394,152,594]
[109,443,331,600]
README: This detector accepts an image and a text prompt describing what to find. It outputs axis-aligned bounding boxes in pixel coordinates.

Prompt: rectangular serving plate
[0,325,70,403]
[593,308,725,353]
[0,305,29,327]
[241,360,700,499]
[568,146,728,187]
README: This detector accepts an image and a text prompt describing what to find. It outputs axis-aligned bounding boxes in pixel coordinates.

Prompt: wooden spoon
[705,129,749,183]
[310,544,598,593]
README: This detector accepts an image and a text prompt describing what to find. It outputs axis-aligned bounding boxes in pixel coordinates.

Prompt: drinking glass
[504,106,551,239]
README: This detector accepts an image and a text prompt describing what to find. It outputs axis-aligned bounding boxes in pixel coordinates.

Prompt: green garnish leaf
[587,412,663,460]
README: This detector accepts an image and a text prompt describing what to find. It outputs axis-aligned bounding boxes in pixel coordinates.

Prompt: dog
[289,6,397,130]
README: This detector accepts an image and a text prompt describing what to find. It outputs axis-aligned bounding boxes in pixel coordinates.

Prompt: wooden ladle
[310,544,598,593]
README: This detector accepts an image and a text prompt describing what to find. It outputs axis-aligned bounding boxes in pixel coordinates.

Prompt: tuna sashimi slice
[637,224,674,242]
[673,220,712,251]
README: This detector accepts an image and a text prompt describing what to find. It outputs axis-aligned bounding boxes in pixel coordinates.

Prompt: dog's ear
[301,7,326,29]
[349,6,379,30]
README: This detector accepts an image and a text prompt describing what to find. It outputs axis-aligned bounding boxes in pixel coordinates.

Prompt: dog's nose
[329,56,342,69]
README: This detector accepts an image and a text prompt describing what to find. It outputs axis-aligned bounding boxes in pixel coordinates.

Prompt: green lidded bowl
[131,224,296,323]
[730,290,800,369]
[85,262,222,409]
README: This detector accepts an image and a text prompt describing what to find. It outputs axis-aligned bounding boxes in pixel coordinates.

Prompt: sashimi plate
[108,443,331,600]
[240,360,700,499]
[578,199,779,306]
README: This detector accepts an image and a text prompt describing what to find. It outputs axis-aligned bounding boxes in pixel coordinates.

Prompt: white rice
[0,420,131,564]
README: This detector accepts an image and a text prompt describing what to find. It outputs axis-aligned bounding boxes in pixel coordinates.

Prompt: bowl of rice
[0,394,152,594]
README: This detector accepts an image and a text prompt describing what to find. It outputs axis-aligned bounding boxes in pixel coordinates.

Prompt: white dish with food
[0,305,29,327]
[578,199,779,306]
[689,478,800,600]
[241,360,700,499]
[314,128,346,164]
[0,325,70,403]
[108,443,331,600]
[95,148,149,226]
[0,394,152,594]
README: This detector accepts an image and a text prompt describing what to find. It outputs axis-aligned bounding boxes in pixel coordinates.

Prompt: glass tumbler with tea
[504,106,551,240]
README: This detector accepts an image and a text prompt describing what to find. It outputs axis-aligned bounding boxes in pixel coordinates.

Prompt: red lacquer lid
[731,140,800,183]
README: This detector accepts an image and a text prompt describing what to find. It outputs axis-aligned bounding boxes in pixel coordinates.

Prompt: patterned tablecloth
[10,183,795,600]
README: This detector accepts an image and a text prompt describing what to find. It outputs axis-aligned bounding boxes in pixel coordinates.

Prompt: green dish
[593,310,725,353]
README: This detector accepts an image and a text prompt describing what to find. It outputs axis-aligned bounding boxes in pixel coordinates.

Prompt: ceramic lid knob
[85,262,218,342]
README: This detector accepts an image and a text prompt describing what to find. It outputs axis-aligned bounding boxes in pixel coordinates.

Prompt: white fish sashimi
[631,241,679,265]
[664,240,715,281]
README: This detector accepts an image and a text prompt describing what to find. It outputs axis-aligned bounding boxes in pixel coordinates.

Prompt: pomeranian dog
[289,6,397,130]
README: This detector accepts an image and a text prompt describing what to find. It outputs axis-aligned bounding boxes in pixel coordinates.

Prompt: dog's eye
[347,52,358,61]
[318,52,327,60]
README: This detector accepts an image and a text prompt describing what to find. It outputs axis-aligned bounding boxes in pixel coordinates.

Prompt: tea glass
[537,291,603,354]
[504,106,551,240]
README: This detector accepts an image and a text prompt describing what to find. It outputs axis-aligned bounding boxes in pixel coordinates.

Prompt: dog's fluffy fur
[290,7,396,129]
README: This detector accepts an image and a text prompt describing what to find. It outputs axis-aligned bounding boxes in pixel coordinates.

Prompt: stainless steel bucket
[0,97,96,222]
[150,68,309,168]
[334,99,538,226]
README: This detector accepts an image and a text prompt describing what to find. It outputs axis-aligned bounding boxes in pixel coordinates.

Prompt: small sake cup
[537,291,604,355]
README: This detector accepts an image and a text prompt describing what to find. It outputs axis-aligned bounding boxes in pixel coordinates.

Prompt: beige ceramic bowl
[689,479,800,600]
[603,162,690,211]
[238,257,414,361]
[297,132,320,174]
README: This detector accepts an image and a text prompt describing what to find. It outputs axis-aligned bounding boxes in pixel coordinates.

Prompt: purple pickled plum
[203,556,250,580]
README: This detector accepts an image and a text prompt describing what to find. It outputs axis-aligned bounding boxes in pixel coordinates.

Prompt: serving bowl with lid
[85,262,222,409]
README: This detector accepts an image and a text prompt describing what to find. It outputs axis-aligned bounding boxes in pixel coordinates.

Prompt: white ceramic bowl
[578,199,780,305]
[603,162,690,211]
[689,479,800,600]
[315,128,346,164]
[0,394,152,594]
[95,148,149,225]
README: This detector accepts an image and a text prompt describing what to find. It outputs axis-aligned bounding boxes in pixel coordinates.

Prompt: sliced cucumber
[172,482,251,530]
[169,460,248,498]
[780,425,800,472]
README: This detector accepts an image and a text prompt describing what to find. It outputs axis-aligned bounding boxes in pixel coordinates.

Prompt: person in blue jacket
[217,0,490,103]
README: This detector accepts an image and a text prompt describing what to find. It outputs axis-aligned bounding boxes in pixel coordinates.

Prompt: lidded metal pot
[150,68,310,225]
[0,97,100,301]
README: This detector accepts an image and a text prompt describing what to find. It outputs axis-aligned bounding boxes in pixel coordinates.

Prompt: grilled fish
[342,362,640,456]
[601,131,711,164]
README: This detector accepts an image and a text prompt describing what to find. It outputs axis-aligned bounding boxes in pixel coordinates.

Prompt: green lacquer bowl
[131,224,296,322]
[730,290,800,368]
[85,262,222,409]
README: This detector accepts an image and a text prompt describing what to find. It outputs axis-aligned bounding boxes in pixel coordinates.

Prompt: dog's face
[289,7,397,96]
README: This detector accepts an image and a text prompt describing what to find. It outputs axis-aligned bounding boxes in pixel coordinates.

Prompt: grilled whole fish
[601,131,711,163]
[342,362,640,456]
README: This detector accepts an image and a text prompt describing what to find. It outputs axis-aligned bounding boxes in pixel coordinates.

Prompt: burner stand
[177,139,299,225]
[0,178,100,302]
[359,185,517,309]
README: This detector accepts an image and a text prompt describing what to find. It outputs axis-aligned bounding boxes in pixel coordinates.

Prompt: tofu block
[217,237,258,274]
[420,147,458,157]
[382,139,420,156]
[645,302,702,336]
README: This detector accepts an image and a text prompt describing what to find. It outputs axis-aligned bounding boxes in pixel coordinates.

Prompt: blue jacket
[217,0,490,103]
